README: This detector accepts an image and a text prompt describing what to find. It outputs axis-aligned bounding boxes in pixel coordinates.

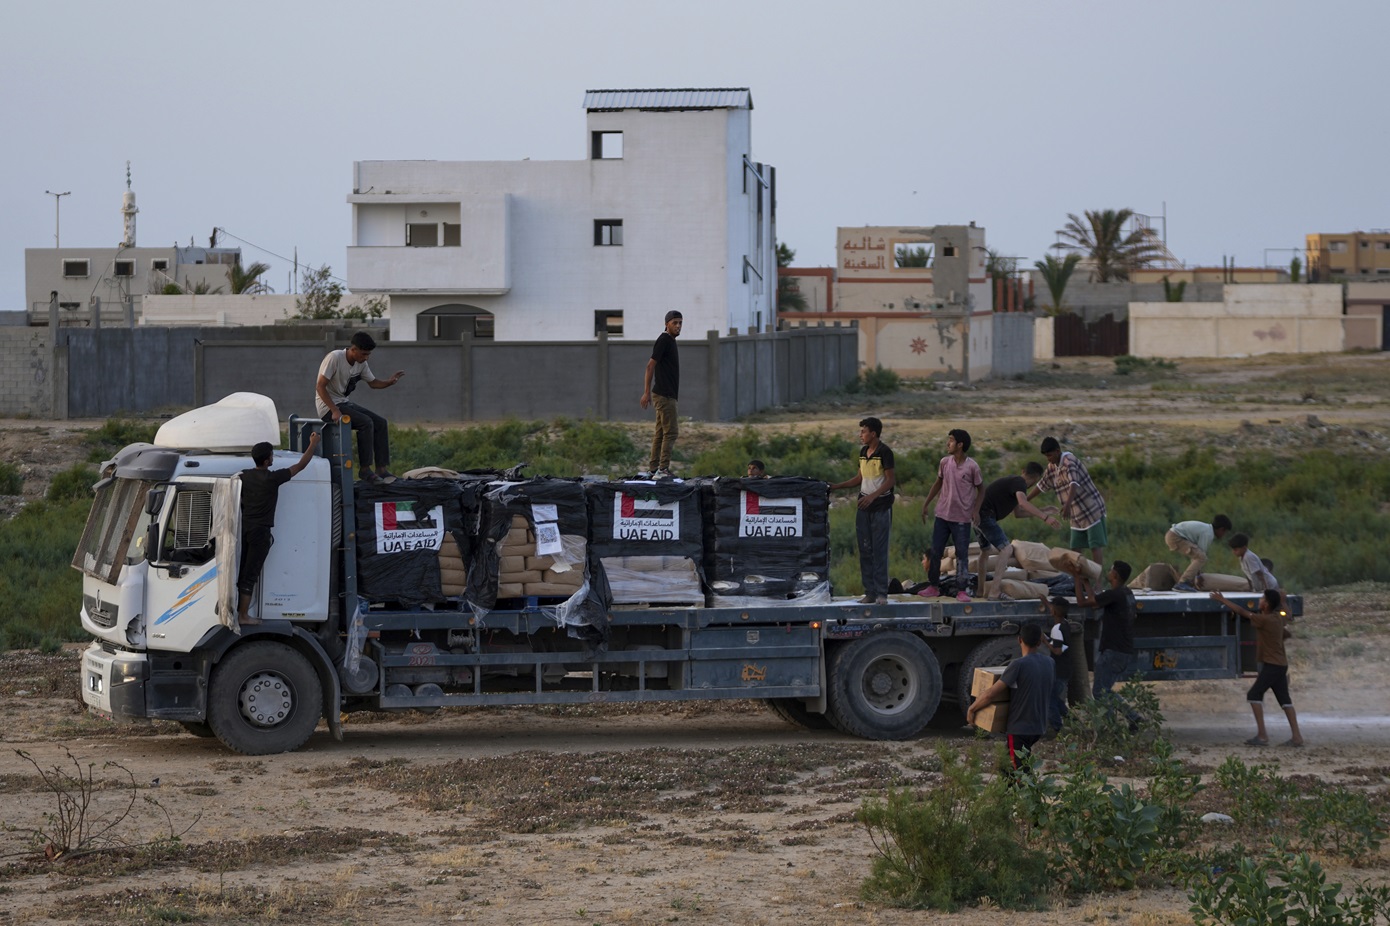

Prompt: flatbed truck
[75,396,1297,755]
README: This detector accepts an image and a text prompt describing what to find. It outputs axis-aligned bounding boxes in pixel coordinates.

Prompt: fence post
[706,329,720,421]
[596,330,609,419]
[459,331,474,420]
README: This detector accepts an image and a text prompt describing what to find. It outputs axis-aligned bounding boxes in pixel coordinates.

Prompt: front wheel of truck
[826,632,941,740]
[208,641,323,755]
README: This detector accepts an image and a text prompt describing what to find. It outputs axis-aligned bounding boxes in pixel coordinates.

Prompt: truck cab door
[145,480,222,653]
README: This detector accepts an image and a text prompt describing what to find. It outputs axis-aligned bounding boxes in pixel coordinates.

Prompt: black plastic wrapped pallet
[354,478,470,606]
[585,481,706,602]
[465,478,609,638]
[707,476,831,599]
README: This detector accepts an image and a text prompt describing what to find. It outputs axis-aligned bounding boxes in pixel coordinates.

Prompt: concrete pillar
[706,329,720,422]
[459,331,474,420]
[91,296,101,330]
[48,291,58,330]
[596,331,609,419]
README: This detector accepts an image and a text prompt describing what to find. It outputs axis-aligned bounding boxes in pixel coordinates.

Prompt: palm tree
[1034,252,1082,315]
[776,242,808,312]
[894,245,932,268]
[227,261,272,295]
[1054,208,1162,282]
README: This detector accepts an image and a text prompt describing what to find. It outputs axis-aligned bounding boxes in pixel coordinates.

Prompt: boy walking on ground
[1167,514,1233,591]
[1211,590,1304,747]
[831,417,896,605]
[967,622,1054,772]
[315,331,404,484]
[975,462,1062,599]
[919,429,983,601]
[238,431,320,624]
[639,310,683,478]
[1028,436,1107,567]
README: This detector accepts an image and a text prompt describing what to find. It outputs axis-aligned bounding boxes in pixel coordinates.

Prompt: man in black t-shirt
[237,431,320,624]
[1071,560,1140,725]
[975,462,1060,599]
[967,622,1054,772]
[640,311,683,477]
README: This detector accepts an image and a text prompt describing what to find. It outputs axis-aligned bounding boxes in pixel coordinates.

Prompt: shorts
[1248,662,1292,708]
[1070,516,1108,551]
[976,514,1009,551]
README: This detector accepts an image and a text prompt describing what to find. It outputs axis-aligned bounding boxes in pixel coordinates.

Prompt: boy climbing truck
[75,395,1302,756]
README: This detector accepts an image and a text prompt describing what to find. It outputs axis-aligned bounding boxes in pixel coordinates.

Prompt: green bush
[1052,676,1165,768]
[46,465,98,502]
[1189,841,1390,926]
[0,461,23,496]
[82,418,159,463]
[845,364,902,396]
[0,497,90,647]
[1114,354,1176,376]
[858,746,1047,910]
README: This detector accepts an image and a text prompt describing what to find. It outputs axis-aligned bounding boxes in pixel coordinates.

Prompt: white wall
[141,293,388,326]
[1129,284,1345,357]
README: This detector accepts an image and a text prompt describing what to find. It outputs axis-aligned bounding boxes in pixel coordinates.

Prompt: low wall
[990,312,1035,377]
[141,294,388,327]
[1129,285,1345,358]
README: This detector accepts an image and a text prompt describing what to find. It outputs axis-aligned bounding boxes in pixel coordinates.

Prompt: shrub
[1189,841,1390,926]
[0,461,23,496]
[845,364,901,395]
[46,466,99,502]
[82,418,159,463]
[1053,676,1165,768]
[858,746,1047,910]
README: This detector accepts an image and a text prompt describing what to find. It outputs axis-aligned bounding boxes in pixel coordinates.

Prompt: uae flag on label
[381,500,420,530]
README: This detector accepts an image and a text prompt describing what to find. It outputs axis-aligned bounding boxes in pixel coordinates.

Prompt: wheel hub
[239,671,294,728]
[861,656,917,715]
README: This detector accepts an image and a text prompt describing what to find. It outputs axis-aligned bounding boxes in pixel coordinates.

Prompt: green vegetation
[1113,354,1177,376]
[0,494,90,649]
[862,699,1387,915]
[0,461,22,496]
[844,364,902,396]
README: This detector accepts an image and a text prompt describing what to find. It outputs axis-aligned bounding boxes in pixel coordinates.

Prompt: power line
[212,227,348,285]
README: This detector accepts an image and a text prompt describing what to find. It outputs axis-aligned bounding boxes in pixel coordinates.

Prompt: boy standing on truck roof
[639,310,683,478]
[316,331,404,485]
[967,621,1054,772]
[1167,514,1233,592]
[1211,589,1304,747]
[237,431,320,625]
[918,429,983,602]
[974,461,1061,600]
[831,417,896,605]
[1028,436,1107,568]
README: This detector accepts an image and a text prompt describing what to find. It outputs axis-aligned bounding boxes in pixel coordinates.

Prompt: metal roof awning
[583,88,752,112]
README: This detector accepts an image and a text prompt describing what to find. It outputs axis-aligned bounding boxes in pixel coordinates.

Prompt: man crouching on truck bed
[238,431,320,624]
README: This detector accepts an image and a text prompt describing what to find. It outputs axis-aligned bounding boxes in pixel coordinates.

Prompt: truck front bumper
[81,643,148,722]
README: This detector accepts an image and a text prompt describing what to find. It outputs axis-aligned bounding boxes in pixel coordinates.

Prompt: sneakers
[874,596,888,606]
[654,469,673,479]
[635,471,652,479]
[378,471,397,484]
[917,585,941,598]
[1173,582,1198,592]
[857,594,876,604]
[955,590,972,602]
[359,470,379,485]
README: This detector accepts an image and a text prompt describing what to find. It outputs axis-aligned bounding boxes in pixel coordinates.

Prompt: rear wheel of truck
[208,642,323,756]
[826,632,941,740]
[764,698,835,731]
[956,636,1022,716]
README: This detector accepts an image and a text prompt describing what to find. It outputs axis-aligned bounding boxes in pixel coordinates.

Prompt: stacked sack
[493,514,586,598]
[586,481,704,605]
[353,478,470,607]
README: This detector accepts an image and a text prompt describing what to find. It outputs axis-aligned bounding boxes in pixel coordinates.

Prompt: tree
[1162,276,1186,302]
[1290,256,1303,283]
[895,245,932,268]
[227,261,272,295]
[292,265,386,319]
[1034,252,1082,316]
[1054,208,1162,282]
[776,242,808,312]
[985,249,1018,283]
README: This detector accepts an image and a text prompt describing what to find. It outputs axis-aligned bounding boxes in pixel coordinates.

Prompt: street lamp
[45,190,71,248]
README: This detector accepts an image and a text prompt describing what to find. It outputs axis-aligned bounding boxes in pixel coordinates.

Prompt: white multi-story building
[346,88,776,343]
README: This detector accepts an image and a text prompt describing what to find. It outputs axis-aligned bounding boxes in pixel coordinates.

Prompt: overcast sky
[3,0,1385,310]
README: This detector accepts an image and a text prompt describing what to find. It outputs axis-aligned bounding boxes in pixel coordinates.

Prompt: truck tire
[826,632,941,740]
[208,642,323,756]
[179,720,216,738]
[764,698,834,731]
[956,636,1022,715]
[1067,640,1091,705]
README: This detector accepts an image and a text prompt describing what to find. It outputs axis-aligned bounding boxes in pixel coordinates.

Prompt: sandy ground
[0,353,1387,924]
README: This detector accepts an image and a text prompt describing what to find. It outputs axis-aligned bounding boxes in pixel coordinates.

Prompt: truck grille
[85,593,119,629]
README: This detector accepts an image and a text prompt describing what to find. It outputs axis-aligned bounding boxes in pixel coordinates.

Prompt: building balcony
[346,244,510,295]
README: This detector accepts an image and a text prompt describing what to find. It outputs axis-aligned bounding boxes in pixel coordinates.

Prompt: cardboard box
[972,701,1009,734]
[970,666,1009,700]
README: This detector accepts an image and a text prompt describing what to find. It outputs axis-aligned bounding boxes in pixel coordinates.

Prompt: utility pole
[44,190,71,248]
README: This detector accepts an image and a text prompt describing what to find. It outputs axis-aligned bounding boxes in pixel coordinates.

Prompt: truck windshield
[72,478,154,582]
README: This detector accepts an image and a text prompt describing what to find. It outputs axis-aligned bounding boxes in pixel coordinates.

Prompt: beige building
[1306,231,1390,282]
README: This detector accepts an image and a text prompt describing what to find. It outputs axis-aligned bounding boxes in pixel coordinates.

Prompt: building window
[1329,241,1347,253]
[594,219,623,246]
[150,258,169,272]
[1379,241,1390,250]
[1360,240,1370,248]
[442,223,461,247]
[62,259,89,278]
[594,311,624,337]
[407,223,439,247]
[114,259,136,277]
[941,245,958,258]
[591,131,623,159]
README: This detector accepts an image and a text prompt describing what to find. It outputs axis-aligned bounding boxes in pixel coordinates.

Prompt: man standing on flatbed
[639,310,683,478]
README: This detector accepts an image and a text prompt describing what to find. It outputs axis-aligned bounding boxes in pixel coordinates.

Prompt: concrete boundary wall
[2,324,856,422]
[1129,285,1345,358]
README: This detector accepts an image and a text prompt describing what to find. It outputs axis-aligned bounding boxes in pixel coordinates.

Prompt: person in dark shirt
[830,417,896,605]
[1047,596,1073,733]
[640,310,683,478]
[1212,589,1304,747]
[967,622,1054,772]
[975,462,1061,599]
[1071,560,1142,729]
[237,431,319,624]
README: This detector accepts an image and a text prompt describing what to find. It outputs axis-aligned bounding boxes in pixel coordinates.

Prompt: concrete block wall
[0,328,55,417]
[990,313,1036,377]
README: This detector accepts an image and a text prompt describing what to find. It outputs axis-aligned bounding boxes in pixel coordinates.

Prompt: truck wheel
[179,721,216,738]
[1067,641,1091,705]
[826,632,941,740]
[208,642,323,756]
[764,698,834,731]
[956,636,1022,715]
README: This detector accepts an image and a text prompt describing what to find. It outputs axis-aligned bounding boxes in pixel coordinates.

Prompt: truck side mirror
[145,486,166,516]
